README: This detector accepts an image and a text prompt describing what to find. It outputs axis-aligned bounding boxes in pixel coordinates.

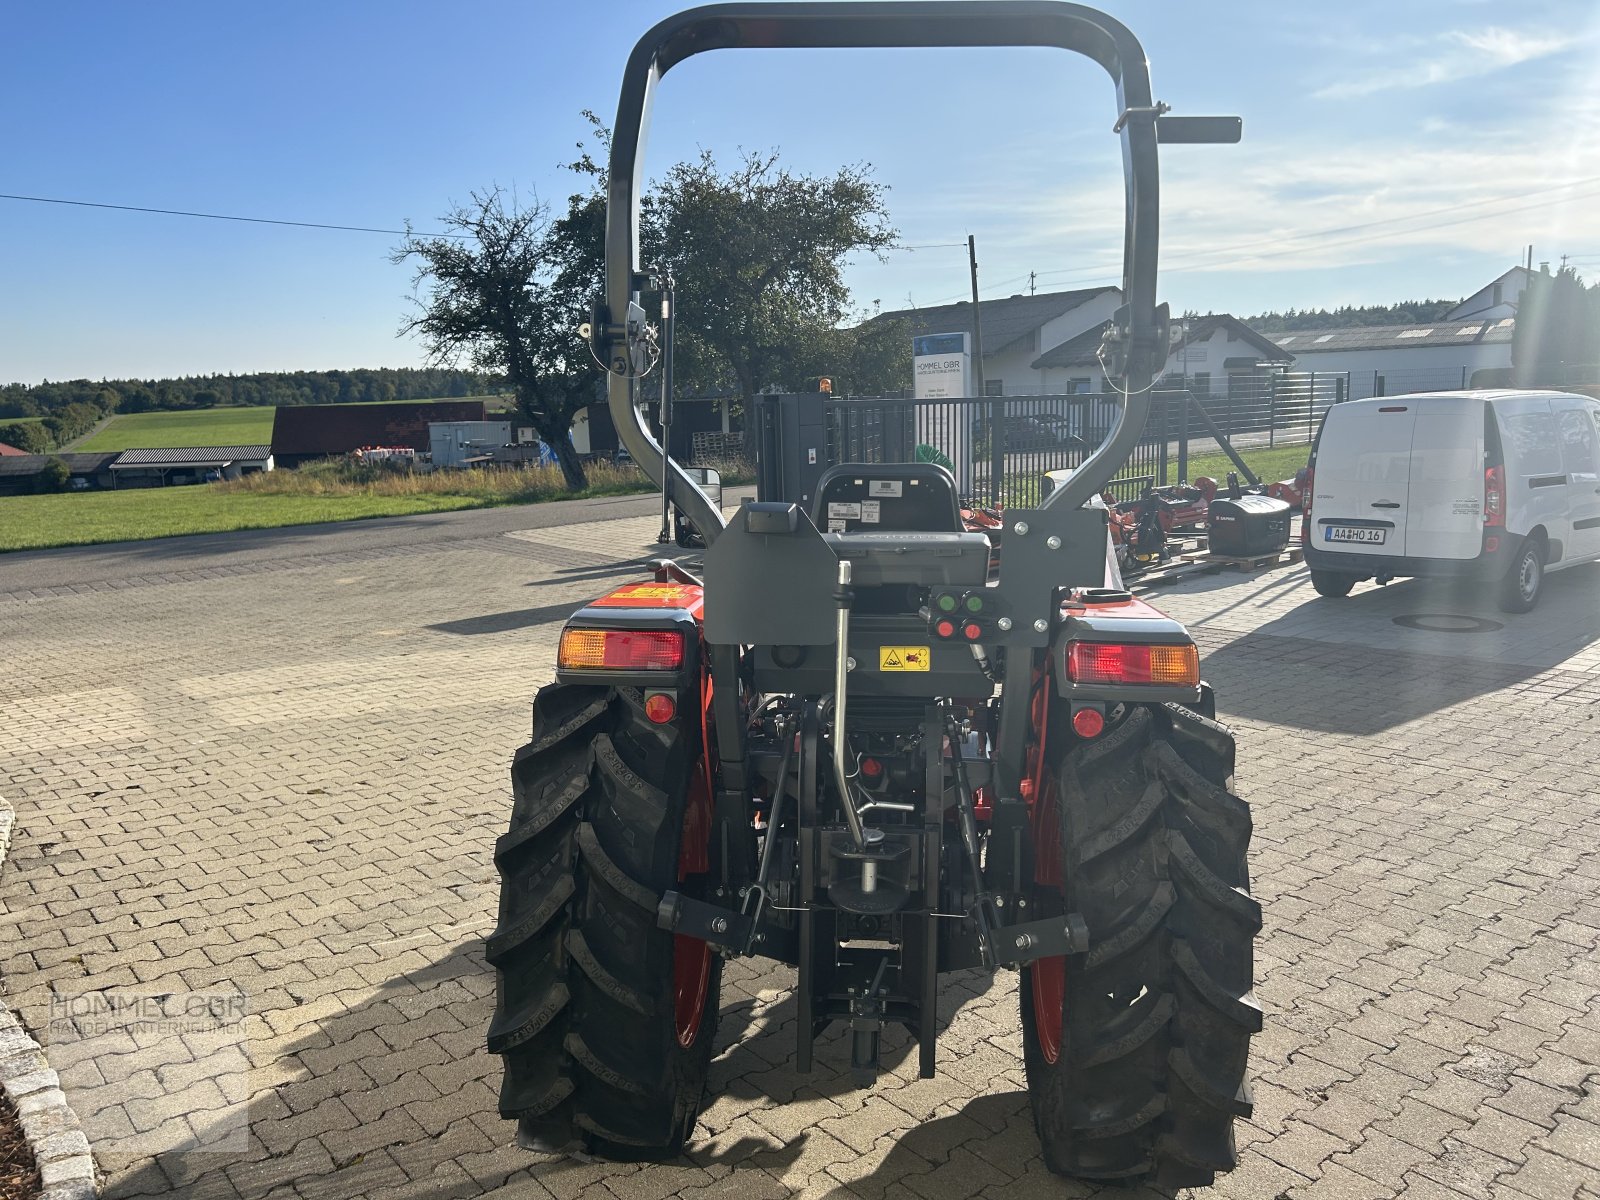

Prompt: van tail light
[1483,465,1505,528]
[1300,467,1314,545]
[1066,641,1200,687]
[558,628,684,671]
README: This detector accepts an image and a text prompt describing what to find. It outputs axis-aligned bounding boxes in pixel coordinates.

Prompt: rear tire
[1021,704,1261,1188]
[1497,538,1543,613]
[1310,569,1356,598]
[488,683,721,1159]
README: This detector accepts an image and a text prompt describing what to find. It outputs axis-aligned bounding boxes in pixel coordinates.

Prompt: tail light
[1066,641,1199,687]
[1300,466,1313,545]
[1483,465,1505,528]
[558,628,684,671]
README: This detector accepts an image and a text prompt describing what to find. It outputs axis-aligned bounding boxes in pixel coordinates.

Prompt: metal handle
[603,1,1178,542]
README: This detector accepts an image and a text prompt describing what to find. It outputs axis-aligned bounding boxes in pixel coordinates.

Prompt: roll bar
[597,1,1239,545]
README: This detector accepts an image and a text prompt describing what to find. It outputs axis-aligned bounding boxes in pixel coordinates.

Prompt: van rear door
[1404,395,1485,561]
[1311,399,1416,558]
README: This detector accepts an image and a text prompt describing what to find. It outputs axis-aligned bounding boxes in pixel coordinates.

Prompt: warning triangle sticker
[883,650,902,668]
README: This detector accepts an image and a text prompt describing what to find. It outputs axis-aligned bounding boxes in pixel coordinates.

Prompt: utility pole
[656,272,675,544]
[969,235,1001,506]
[1029,271,1036,296]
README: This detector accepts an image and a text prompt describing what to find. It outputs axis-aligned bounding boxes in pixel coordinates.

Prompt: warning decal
[878,645,931,672]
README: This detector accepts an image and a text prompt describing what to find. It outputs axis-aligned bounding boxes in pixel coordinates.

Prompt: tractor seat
[810,463,963,534]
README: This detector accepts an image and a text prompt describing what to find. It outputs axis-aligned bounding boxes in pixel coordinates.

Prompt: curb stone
[0,794,99,1199]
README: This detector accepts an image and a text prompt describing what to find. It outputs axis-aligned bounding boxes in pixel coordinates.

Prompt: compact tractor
[487,3,1260,1187]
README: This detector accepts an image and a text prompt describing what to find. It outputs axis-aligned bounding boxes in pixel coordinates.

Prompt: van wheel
[1497,539,1544,613]
[1310,570,1356,598]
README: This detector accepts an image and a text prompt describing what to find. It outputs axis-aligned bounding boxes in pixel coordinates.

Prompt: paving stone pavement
[2,510,1600,1200]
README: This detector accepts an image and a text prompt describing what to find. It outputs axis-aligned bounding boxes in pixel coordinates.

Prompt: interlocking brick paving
[2,510,1598,1200]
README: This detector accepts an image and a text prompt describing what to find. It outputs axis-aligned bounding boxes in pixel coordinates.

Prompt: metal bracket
[991,912,1090,966]
[657,890,751,954]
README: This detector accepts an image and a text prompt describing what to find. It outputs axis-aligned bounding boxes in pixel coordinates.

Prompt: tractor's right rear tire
[487,682,721,1159]
[1021,703,1261,1189]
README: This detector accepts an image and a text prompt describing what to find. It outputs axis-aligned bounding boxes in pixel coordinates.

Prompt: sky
[4,0,1599,385]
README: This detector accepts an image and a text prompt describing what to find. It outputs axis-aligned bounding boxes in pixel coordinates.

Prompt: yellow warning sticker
[879,646,931,672]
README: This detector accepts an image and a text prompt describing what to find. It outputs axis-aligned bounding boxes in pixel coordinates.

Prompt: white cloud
[1314,26,1576,99]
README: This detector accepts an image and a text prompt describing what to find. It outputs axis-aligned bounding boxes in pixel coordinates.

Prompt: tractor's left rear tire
[1021,702,1261,1188]
[487,683,720,1160]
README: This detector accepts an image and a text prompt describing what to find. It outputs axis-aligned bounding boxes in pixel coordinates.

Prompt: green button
[936,593,958,612]
[964,594,984,613]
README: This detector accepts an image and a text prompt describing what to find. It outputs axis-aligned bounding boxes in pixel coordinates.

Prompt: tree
[1513,266,1600,386]
[643,150,898,405]
[34,456,71,494]
[0,421,51,453]
[393,187,598,490]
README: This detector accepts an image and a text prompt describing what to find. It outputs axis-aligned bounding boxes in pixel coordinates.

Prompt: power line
[1021,176,1600,292]
[932,178,1600,305]
[0,191,468,238]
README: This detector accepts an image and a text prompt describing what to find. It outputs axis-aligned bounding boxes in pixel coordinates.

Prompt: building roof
[1445,266,1531,320]
[1030,313,1288,370]
[1272,318,1515,355]
[1174,314,1292,362]
[0,442,27,456]
[0,452,119,478]
[111,445,273,469]
[871,287,1118,359]
[271,401,488,456]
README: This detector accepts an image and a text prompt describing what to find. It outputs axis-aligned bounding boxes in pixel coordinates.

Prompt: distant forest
[0,367,503,452]
[1240,300,1461,333]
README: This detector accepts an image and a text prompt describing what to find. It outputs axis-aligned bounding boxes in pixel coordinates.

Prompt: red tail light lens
[1484,465,1505,528]
[1066,641,1200,687]
[559,628,684,671]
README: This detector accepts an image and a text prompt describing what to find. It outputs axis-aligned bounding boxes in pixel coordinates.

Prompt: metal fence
[827,393,1174,508]
[826,371,1350,509]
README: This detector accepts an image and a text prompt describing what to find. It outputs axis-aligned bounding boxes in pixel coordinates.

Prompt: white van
[1303,390,1600,612]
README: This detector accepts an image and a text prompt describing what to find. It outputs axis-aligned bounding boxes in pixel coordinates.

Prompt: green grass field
[1183,442,1310,485]
[74,407,277,451]
[0,459,673,553]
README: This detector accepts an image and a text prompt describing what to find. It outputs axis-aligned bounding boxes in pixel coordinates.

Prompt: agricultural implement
[487,2,1260,1186]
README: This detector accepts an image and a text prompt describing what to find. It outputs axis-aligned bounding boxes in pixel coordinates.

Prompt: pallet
[1207,546,1303,572]
[1130,543,1300,589]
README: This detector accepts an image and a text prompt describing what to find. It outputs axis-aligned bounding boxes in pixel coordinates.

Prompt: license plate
[1324,526,1387,545]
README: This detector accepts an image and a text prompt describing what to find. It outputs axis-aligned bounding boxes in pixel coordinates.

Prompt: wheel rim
[673,934,712,1046]
[1520,552,1540,601]
[1031,957,1065,1065]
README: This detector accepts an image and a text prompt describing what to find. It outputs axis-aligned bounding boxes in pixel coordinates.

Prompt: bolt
[846,656,857,672]
[1015,933,1034,951]
[1033,618,1049,633]
[1047,535,1062,549]
[737,885,749,898]
[997,616,1014,632]
[994,896,1005,908]
[1013,521,1030,536]
[710,917,729,934]
[1018,898,1027,908]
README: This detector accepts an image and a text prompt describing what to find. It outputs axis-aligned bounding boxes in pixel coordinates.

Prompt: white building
[1030,313,1291,396]
[1274,319,1515,400]
[1444,266,1531,321]
[874,287,1122,397]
